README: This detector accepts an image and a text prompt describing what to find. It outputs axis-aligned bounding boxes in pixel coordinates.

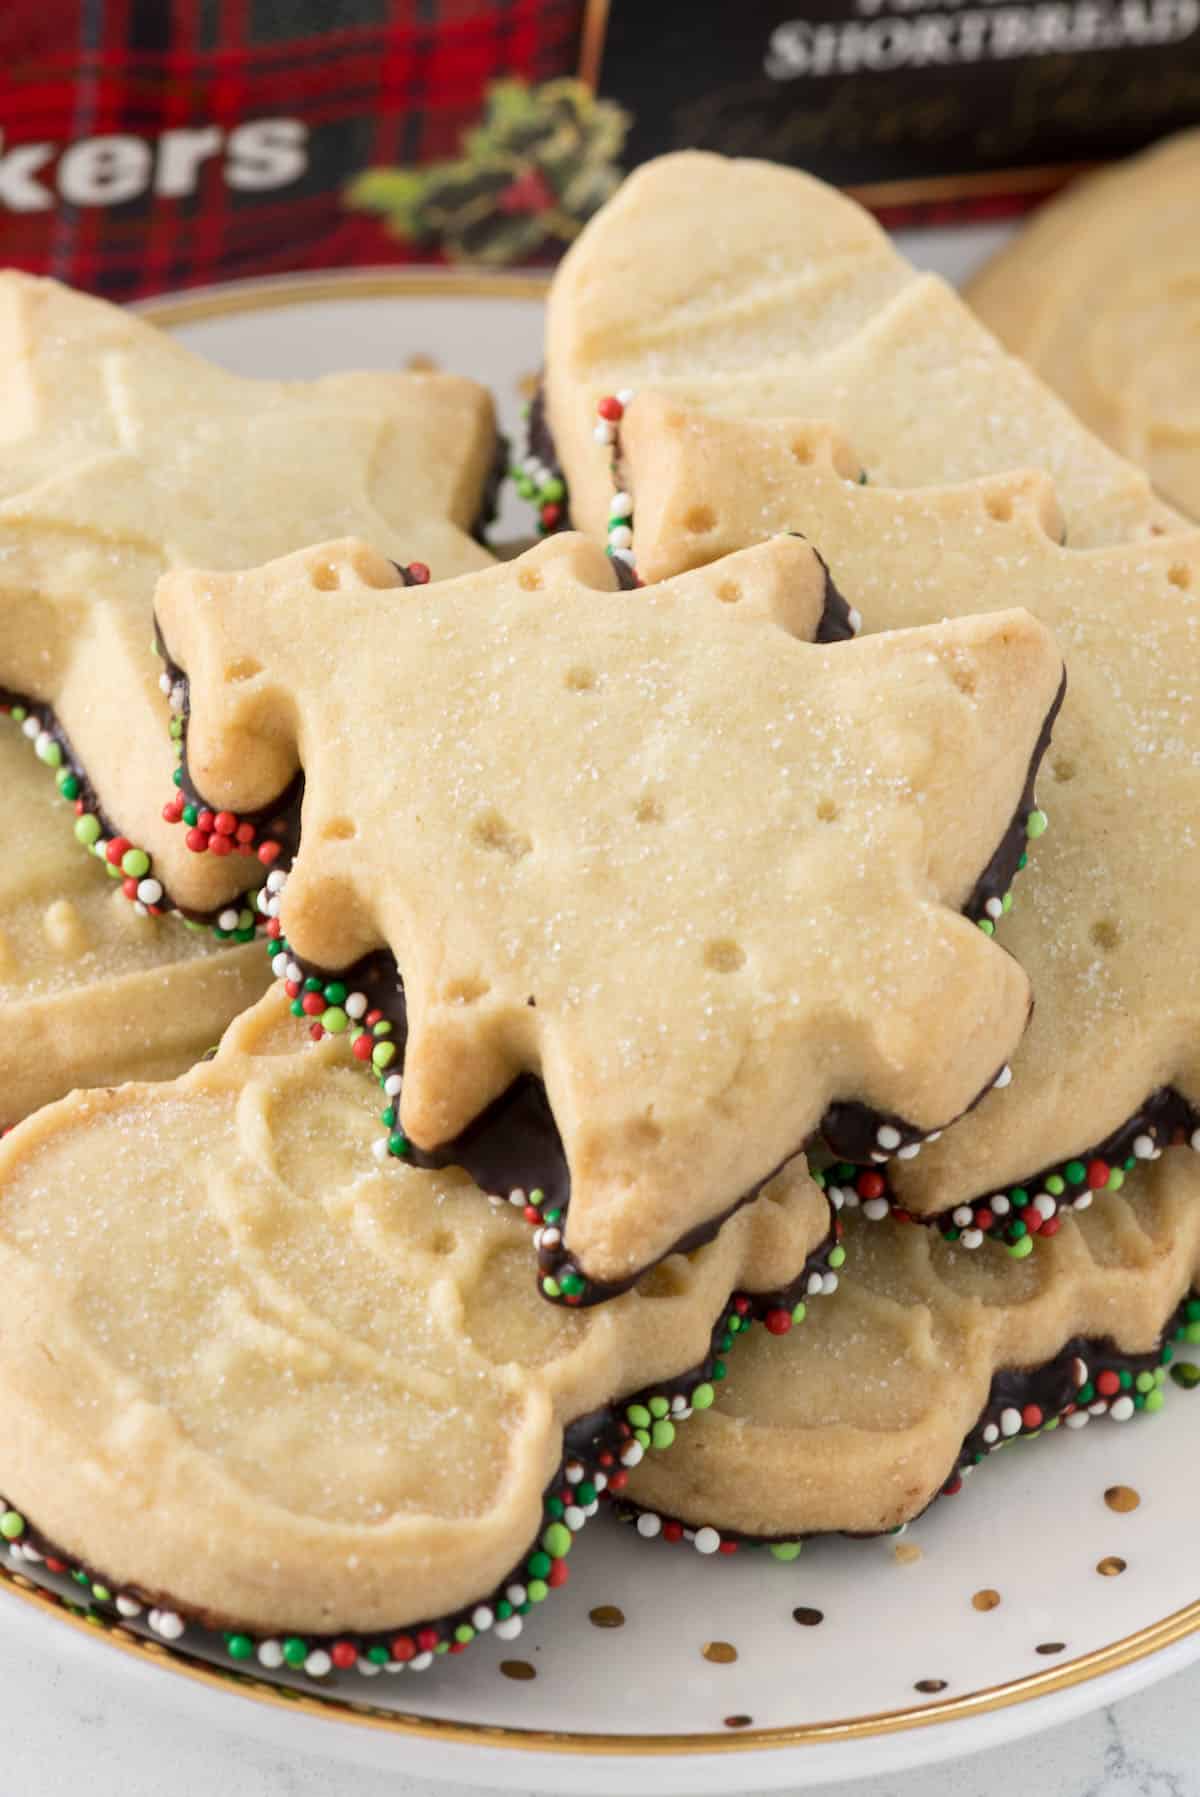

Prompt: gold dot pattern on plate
[702,1640,739,1664]
[972,1589,1002,1611]
[1105,1485,1141,1513]
[1036,1642,1067,1656]
[792,1606,824,1627]
[893,1542,923,1565]
[500,1660,537,1681]
[914,1678,948,1694]
[1097,1556,1128,1577]
[589,1605,625,1629]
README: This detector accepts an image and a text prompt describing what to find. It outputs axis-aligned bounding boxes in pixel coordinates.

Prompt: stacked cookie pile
[0,152,1196,1686]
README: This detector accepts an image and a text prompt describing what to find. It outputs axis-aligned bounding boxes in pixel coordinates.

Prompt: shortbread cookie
[623,1159,1200,1547]
[968,132,1200,521]
[616,404,1200,1249]
[0,985,835,1677]
[156,531,1063,1302]
[541,151,1187,551]
[0,713,268,1123]
[0,272,497,924]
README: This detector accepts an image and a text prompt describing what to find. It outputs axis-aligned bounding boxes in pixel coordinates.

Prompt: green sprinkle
[1107,1167,1125,1191]
[768,1542,802,1562]
[828,1245,846,1269]
[323,981,348,1005]
[282,1638,307,1667]
[542,477,565,502]
[74,814,101,847]
[321,1006,348,1034]
[542,1277,561,1299]
[651,1419,676,1450]
[1065,1161,1087,1186]
[542,1522,571,1559]
[226,1634,254,1661]
[791,1301,807,1326]
[1007,1235,1034,1260]
[57,773,80,800]
[120,848,150,879]
[1026,809,1048,839]
[367,1644,389,1664]
[1046,1175,1066,1196]
[647,1395,670,1419]
[978,918,995,937]
[387,1132,409,1157]
[626,1403,651,1429]
[1002,891,1014,914]
[372,1042,396,1070]
[454,1624,474,1645]
[691,1383,715,1411]
[576,1481,597,1505]
[1145,1388,1166,1413]
[0,1511,24,1541]
[36,737,63,768]
[560,1271,586,1296]
[527,1580,549,1604]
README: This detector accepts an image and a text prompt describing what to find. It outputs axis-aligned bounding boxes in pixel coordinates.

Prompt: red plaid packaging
[0,1,606,298]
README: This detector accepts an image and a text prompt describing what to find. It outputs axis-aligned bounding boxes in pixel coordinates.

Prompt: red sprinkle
[301,993,325,1016]
[548,1559,569,1588]
[236,821,256,844]
[105,837,130,867]
[1096,1370,1121,1398]
[416,1628,440,1654]
[352,1035,374,1061]
[662,1521,684,1543]
[185,827,209,854]
[1086,1160,1110,1190]
[1022,1403,1044,1430]
[540,502,563,530]
[331,1641,358,1670]
[406,562,431,585]
[213,811,237,836]
[208,834,233,856]
[764,1308,792,1336]
[389,1635,416,1663]
[607,1469,628,1493]
[597,395,624,421]
[257,841,282,866]
[1040,1215,1062,1237]
[856,1170,886,1201]
[942,1475,963,1497]
[974,1207,994,1234]
[718,1540,739,1555]
[308,1023,324,1042]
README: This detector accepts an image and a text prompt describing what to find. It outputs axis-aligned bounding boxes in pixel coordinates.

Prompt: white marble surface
[2,1617,1198,1797]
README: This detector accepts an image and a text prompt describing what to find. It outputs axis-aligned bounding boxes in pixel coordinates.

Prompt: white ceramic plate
[4,253,1197,1794]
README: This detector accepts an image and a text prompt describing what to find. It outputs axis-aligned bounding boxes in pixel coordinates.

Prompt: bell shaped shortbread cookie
[0,713,268,1124]
[0,985,835,1677]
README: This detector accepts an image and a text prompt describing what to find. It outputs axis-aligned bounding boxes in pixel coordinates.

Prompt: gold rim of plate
[84,262,1200,1757]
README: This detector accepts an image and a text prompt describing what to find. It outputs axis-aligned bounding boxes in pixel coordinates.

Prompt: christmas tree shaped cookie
[0,985,834,1677]
[158,530,1063,1301]
[624,1161,1200,1549]
[604,397,1200,1253]
[0,272,497,922]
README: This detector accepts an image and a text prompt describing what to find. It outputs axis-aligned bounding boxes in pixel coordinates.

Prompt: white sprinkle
[345,992,368,1020]
[982,1423,1000,1445]
[610,490,634,518]
[961,1228,984,1249]
[472,1607,494,1632]
[304,1651,332,1678]
[1065,1410,1090,1430]
[607,525,633,551]
[993,1064,1013,1089]
[636,1512,662,1539]
[257,1639,284,1669]
[1133,1134,1157,1159]
[1110,1396,1136,1423]
[494,1618,523,1642]
[896,1142,921,1160]
[952,1206,974,1228]
[848,607,863,635]
[985,898,1003,920]
[876,1124,902,1150]
[593,421,615,445]
[862,1197,889,1222]
[1073,1189,1094,1211]
[999,1407,1022,1438]
[1033,1194,1057,1220]
[990,1194,1011,1216]
[694,1527,721,1556]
